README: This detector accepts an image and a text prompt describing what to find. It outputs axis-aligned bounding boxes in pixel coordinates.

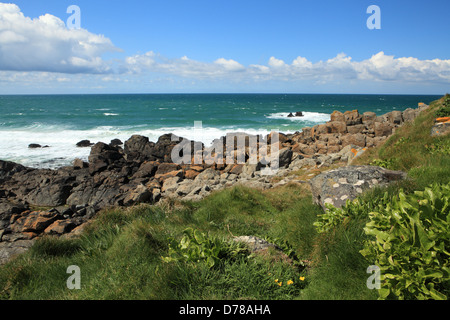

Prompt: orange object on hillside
[436,117,450,123]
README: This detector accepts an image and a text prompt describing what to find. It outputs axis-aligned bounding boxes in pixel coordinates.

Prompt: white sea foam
[266,111,330,123]
[103,113,119,116]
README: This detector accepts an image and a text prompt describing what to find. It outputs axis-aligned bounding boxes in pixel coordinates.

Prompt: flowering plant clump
[270,272,307,293]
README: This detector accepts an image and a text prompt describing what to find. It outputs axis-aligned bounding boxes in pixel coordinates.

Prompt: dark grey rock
[0,160,27,181]
[309,165,407,211]
[431,122,450,137]
[0,240,35,265]
[76,140,94,147]
[124,135,158,162]
[88,142,124,175]
[110,139,123,147]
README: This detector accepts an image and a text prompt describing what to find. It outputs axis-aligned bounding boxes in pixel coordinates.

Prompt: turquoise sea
[0,94,441,168]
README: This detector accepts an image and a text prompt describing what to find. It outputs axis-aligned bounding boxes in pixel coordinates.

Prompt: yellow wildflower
[277,282,282,287]
[287,280,293,285]
[274,279,278,283]
[299,276,305,281]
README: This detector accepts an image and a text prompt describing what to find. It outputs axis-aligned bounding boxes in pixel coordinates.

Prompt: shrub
[369,158,397,170]
[161,228,248,268]
[360,183,450,300]
[435,94,450,117]
[313,193,390,234]
[314,182,450,300]
[425,139,450,156]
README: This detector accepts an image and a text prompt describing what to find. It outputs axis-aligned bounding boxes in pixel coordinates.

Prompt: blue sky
[0,0,449,94]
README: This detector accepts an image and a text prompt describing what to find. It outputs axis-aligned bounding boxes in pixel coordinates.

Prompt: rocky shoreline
[0,103,428,264]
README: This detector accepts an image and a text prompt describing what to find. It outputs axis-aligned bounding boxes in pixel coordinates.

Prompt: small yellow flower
[287,280,293,285]
[274,279,278,283]
[277,282,282,287]
[299,276,305,281]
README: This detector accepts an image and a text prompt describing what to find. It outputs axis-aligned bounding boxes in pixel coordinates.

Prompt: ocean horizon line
[0,92,445,97]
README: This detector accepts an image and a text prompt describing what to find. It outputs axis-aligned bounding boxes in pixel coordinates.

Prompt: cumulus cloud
[355,52,450,82]
[214,58,245,71]
[0,3,120,73]
[123,51,245,78]
[122,51,450,85]
[268,56,287,68]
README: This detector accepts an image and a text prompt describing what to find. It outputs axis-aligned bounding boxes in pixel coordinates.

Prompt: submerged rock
[287,112,303,118]
[76,140,94,147]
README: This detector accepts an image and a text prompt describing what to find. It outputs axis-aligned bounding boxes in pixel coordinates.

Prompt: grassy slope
[1,96,449,300]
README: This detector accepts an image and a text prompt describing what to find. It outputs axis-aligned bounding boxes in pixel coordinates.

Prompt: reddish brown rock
[347,124,366,134]
[267,132,289,144]
[326,134,342,147]
[315,141,328,154]
[186,165,203,172]
[327,145,341,153]
[330,111,345,122]
[344,110,362,126]
[362,111,377,123]
[387,111,403,125]
[341,133,366,148]
[154,163,181,179]
[311,124,330,138]
[185,170,200,180]
[229,164,244,175]
[326,121,347,134]
[374,122,393,137]
[296,143,315,155]
[20,211,60,233]
[156,169,184,181]
[44,220,76,235]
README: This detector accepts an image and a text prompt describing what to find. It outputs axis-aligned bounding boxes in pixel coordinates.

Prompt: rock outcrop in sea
[0,103,429,264]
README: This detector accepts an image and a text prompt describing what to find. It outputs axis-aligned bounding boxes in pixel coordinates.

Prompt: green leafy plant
[360,183,450,300]
[394,137,411,147]
[161,228,247,268]
[263,236,306,269]
[313,195,389,234]
[425,140,450,156]
[369,158,397,170]
[436,94,450,117]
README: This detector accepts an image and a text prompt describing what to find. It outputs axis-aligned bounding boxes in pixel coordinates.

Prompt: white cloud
[214,58,245,71]
[356,51,450,82]
[268,56,287,68]
[0,3,120,74]
[121,51,450,85]
[292,56,313,68]
[123,52,246,78]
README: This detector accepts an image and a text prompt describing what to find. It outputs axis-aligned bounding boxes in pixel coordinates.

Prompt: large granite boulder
[124,134,200,164]
[309,165,407,211]
[124,135,157,162]
[0,160,27,182]
[88,142,124,175]
[430,121,450,137]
